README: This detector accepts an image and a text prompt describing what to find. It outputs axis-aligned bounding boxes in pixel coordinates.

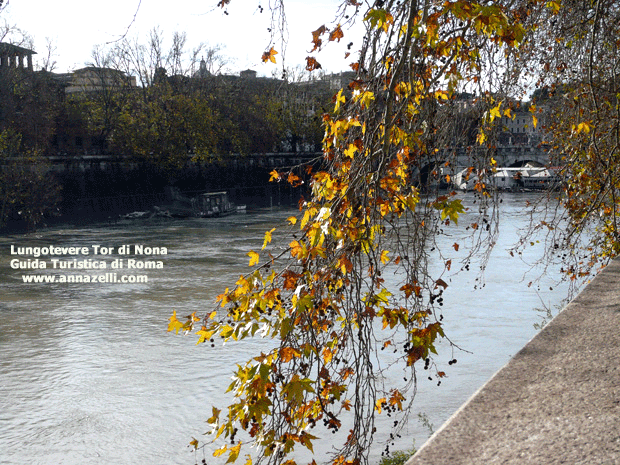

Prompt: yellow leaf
[206,406,221,424]
[546,0,560,14]
[334,88,346,112]
[344,143,358,158]
[227,442,242,463]
[434,89,449,101]
[167,310,184,334]
[300,209,312,228]
[287,216,298,225]
[575,122,592,134]
[375,397,387,413]
[354,90,375,109]
[489,104,501,122]
[262,228,276,250]
[380,250,390,264]
[214,445,228,457]
[196,327,213,344]
[189,438,199,450]
[532,114,538,129]
[248,250,260,267]
[217,288,231,307]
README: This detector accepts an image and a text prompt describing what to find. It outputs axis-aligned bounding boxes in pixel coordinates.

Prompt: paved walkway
[407,259,620,465]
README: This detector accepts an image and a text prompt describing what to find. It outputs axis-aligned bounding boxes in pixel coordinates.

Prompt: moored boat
[153,189,242,218]
[453,164,559,191]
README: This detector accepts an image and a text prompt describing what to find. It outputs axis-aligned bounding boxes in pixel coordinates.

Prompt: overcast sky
[2,0,362,75]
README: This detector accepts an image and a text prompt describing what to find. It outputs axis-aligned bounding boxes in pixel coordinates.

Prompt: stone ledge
[406,259,620,465]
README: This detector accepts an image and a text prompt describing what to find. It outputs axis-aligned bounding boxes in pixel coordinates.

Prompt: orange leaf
[262,47,278,63]
[311,25,327,51]
[287,172,301,185]
[329,24,344,42]
[290,240,304,260]
[375,397,387,413]
[322,346,333,364]
[280,346,301,363]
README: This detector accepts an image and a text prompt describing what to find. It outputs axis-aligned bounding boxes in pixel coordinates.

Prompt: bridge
[39,142,547,174]
[9,146,548,216]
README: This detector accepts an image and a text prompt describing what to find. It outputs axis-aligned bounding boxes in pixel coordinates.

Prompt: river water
[0,193,572,465]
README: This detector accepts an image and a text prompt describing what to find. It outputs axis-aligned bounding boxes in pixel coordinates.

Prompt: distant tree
[278,67,331,152]
[0,26,61,228]
[0,129,60,229]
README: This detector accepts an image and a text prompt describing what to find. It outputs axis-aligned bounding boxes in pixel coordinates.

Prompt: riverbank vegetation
[0,27,330,228]
[166,1,620,465]
[0,129,61,229]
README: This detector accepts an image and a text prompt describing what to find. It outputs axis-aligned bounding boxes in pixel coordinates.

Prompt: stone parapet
[406,259,620,465]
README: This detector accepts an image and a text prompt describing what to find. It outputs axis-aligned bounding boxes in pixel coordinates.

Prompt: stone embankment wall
[51,154,314,216]
[407,259,620,465]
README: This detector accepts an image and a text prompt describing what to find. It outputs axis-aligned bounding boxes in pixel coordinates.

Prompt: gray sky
[2,0,361,75]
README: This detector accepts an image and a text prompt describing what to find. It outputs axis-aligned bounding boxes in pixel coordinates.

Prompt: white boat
[453,165,559,191]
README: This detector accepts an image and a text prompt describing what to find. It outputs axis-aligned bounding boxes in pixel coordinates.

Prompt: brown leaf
[329,25,344,42]
[282,270,300,290]
[306,56,322,71]
[311,25,327,51]
[280,346,301,363]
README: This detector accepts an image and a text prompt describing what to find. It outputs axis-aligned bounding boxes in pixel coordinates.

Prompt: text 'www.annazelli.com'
[21,273,148,284]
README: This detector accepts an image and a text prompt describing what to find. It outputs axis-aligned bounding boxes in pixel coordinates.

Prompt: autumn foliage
[170,0,620,464]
